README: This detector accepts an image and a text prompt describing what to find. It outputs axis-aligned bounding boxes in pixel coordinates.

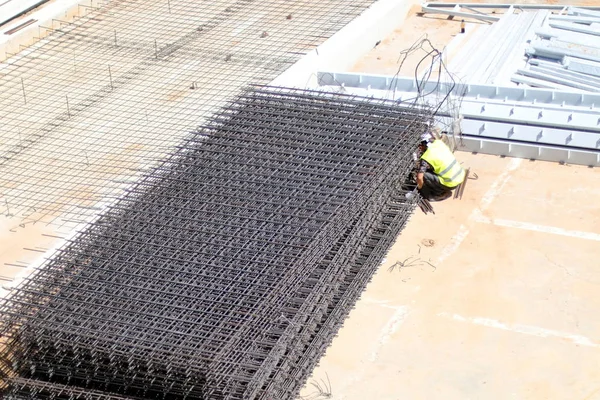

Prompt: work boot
[431,191,452,202]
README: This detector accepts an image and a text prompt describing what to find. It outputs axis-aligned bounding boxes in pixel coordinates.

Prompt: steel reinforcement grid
[0,0,377,229]
[0,86,429,400]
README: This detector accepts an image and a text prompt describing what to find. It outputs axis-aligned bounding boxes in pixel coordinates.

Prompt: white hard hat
[420,132,433,143]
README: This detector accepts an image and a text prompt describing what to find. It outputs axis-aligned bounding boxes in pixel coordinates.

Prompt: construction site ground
[300,152,600,400]
[1,1,599,399]
[300,3,600,400]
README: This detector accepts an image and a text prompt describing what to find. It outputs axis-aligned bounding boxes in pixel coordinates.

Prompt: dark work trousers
[419,172,456,200]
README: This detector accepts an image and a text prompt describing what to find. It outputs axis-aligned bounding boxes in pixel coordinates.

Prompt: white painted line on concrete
[363,297,409,311]
[438,224,469,263]
[473,210,600,241]
[479,158,522,211]
[437,158,523,263]
[439,312,600,348]
[369,306,409,362]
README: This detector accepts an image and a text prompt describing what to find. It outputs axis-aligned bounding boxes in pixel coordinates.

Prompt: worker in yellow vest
[416,132,465,201]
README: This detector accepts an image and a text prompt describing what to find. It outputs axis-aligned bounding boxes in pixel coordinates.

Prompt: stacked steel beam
[0,87,428,400]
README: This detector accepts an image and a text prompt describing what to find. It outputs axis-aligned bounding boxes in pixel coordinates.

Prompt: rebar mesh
[0,86,428,399]
[0,0,376,229]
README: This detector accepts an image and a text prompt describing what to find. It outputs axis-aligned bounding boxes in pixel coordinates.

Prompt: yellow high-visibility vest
[421,140,465,188]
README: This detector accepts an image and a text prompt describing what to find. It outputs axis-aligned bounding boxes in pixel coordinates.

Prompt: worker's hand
[416,172,424,189]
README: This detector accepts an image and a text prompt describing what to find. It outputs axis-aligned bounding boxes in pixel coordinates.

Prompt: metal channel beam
[420,4,500,22]
[548,15,600,24]
[527,41,600,63]
[548,21,600,37]
[421,3,600,10]
[458,101,600,134]
[317,72,600,108]
[320,85,600,150]
[454,118,600,150]
[528,64,600,88]
[569,6,600,18]
[514,68,600,92]
[457,136,600,167]
[564,56,600,77]
[534,28,600,48]
[510,74,581,91]
[316,71,600,167]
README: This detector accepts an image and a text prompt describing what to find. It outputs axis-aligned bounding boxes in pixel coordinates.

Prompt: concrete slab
[299,152,600,400]
[299,7,600,397]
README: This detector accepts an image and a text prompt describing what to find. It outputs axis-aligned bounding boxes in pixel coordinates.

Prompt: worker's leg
[419,172,451,201]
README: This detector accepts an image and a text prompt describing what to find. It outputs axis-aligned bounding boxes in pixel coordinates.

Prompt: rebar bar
[0,86,428,399]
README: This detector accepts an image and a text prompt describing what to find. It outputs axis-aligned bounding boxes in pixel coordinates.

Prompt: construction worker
[416,132,465,201]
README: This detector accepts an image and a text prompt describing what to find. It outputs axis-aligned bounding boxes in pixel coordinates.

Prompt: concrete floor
[299,152,600,399]
[300,3,600,399]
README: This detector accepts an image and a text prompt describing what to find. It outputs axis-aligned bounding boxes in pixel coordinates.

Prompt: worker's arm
[416,159,430,189]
